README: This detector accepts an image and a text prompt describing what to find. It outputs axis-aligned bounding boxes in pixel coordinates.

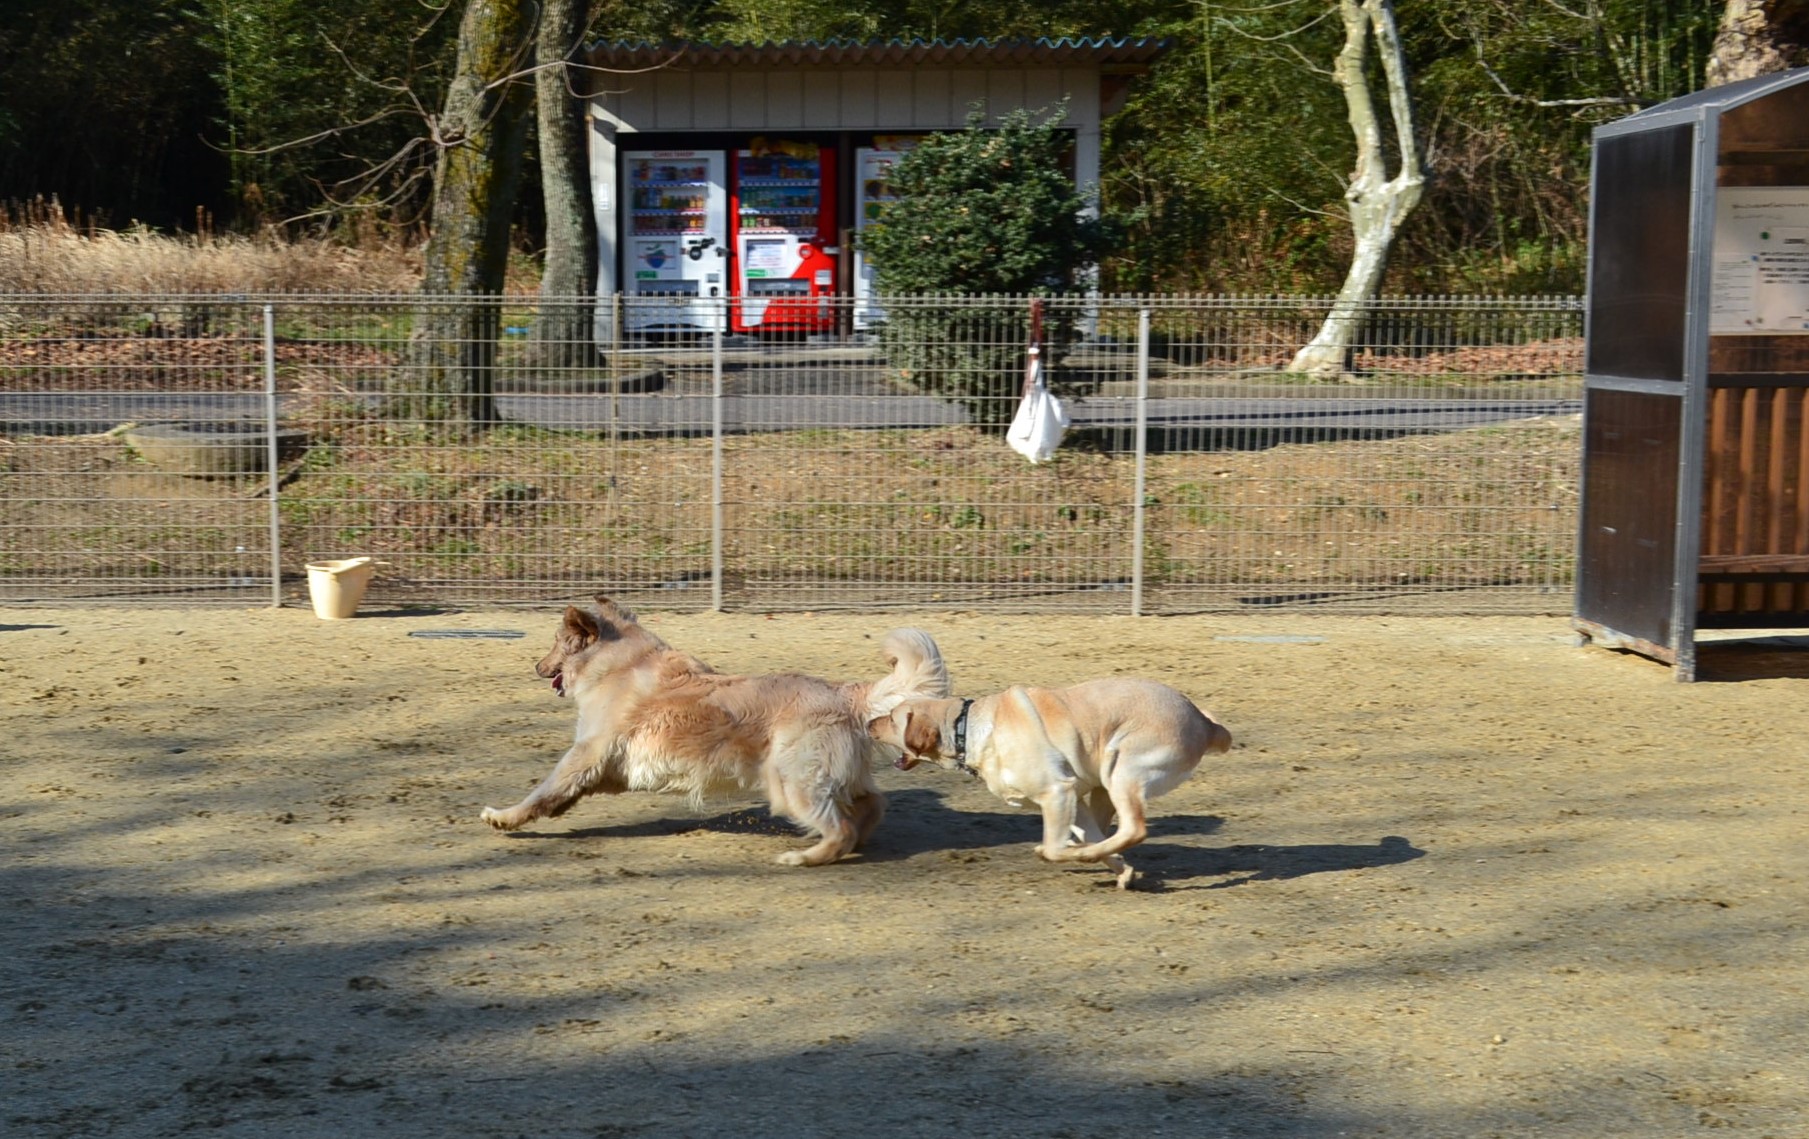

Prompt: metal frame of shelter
[1575,68,1809,681]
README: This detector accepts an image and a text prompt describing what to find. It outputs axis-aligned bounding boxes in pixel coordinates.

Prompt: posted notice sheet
[1711,186,1809,334]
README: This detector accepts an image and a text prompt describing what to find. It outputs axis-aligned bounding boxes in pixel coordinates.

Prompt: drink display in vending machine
[623,149,728,332]
[852,140,916,331]
[730,139,837,334]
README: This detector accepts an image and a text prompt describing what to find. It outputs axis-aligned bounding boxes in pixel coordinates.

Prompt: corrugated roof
[584,36,1171,70]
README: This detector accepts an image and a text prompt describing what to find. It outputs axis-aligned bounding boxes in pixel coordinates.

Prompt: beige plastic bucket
[305,557,376,619]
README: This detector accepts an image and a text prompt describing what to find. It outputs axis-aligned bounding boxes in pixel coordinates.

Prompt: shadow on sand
[1693,634,1809,683]
[494,787,1425,891]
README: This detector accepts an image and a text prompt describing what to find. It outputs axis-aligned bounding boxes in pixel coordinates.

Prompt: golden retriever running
[481,597,948,867]
[869,679,1231,888]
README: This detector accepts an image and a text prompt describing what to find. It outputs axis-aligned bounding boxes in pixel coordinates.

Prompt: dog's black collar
[951,698,976,775]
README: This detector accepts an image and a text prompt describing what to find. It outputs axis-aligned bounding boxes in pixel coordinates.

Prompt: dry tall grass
[0,199,423,294]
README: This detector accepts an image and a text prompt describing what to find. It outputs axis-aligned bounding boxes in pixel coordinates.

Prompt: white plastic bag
[1006,346,1069,464]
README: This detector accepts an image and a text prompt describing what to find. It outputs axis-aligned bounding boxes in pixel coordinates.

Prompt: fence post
[1131,308,1150,617]
[263,303,282,608]
[711,300,725,612]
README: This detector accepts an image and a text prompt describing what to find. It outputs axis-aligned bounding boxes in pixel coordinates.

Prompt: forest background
[0,1,1793,295]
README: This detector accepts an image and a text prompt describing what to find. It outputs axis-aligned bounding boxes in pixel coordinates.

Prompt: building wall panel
[1060,69,1100,126]
[869,72,911,129]
[842,70,879,127]
[949,70,988,122]
[729,72,766,128]
[766,71,804,128]
[653,70,692,130]
[1023,69,1065,121]
[802,71,840,128]
[693,71,731,130]
[911,70,950,127]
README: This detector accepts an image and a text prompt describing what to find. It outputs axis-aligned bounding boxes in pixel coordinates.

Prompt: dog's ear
[902,710,941,757]
[563,605,601,647]
[591,595,634,637]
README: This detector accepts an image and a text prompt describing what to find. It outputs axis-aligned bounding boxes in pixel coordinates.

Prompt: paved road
[493,392,1582,438]
[0,388,1580,440]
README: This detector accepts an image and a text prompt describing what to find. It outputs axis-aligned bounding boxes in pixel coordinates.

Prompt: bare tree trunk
[532,0,598,367]
[405,0,538,429]
[1288,0,1426,381]
[1706,0,1809,87]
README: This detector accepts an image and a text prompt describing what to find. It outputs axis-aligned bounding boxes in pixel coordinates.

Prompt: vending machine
[852,144,911,331]
[730,139,837,334]
[622,149,728,333]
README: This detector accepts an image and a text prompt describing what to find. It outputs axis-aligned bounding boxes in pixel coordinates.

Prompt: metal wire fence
[0,292,1583,614]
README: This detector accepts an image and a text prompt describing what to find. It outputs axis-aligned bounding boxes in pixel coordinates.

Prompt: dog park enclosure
[1576,66,1809,681]
[0,294,1583,613]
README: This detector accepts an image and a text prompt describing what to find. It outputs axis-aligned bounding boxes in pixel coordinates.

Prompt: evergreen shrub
[858,105,1115,427]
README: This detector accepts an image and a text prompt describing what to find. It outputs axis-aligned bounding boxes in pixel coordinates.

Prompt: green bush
[858,105,1115,428]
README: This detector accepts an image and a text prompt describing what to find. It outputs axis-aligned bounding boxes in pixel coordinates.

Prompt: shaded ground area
[3,607,1806,1138]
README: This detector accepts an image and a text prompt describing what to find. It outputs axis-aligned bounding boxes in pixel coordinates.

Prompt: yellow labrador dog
[482,596,948,867]
[870,679,1231,888]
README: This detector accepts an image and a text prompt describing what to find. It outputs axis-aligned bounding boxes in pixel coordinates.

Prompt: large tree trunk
[406,0,538,429]
[1288,0,1426,381]
[1706,0,1809,87]
[532,0,598,367]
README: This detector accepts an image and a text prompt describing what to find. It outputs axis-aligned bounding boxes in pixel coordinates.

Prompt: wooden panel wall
[1699,384,1809,617]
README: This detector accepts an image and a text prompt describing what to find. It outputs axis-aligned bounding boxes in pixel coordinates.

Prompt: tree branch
[1472,46,1640,110]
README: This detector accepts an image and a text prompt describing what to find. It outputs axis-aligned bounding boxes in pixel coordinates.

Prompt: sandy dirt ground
[3,603,1807,1138]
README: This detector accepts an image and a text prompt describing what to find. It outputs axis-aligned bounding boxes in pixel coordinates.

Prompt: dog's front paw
[480,806,521,831]
[773,850,810,867]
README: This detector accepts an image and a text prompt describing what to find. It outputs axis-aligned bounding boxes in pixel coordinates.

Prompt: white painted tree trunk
[1289,0,1426,380]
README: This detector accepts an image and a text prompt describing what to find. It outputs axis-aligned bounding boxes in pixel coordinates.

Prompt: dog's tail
[866,627,950,718]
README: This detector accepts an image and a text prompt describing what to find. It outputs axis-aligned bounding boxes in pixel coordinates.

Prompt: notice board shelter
[1575,68,1809,681]
[578,37,1165,336]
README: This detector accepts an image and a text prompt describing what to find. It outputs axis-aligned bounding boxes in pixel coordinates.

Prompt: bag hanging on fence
[1006,300,1069,464]
[1006,349,1069,463]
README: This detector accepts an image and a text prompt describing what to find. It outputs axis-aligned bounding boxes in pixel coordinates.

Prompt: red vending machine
[730,139,838,334]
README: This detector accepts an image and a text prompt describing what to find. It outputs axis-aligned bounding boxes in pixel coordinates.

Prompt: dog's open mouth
[893,754,919,771]
[550,670,567,697]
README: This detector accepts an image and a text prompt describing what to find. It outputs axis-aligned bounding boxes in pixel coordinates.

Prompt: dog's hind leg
[1053,768,1152,889]
[774,810,862,866]
[1067,787,1133,886]
[1042,794,1143,887]
[851,789,887,848]
[1032,743,1154,886]
[1078,786,1116,841]
[768,728,876,866]
[480,736,621,831]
